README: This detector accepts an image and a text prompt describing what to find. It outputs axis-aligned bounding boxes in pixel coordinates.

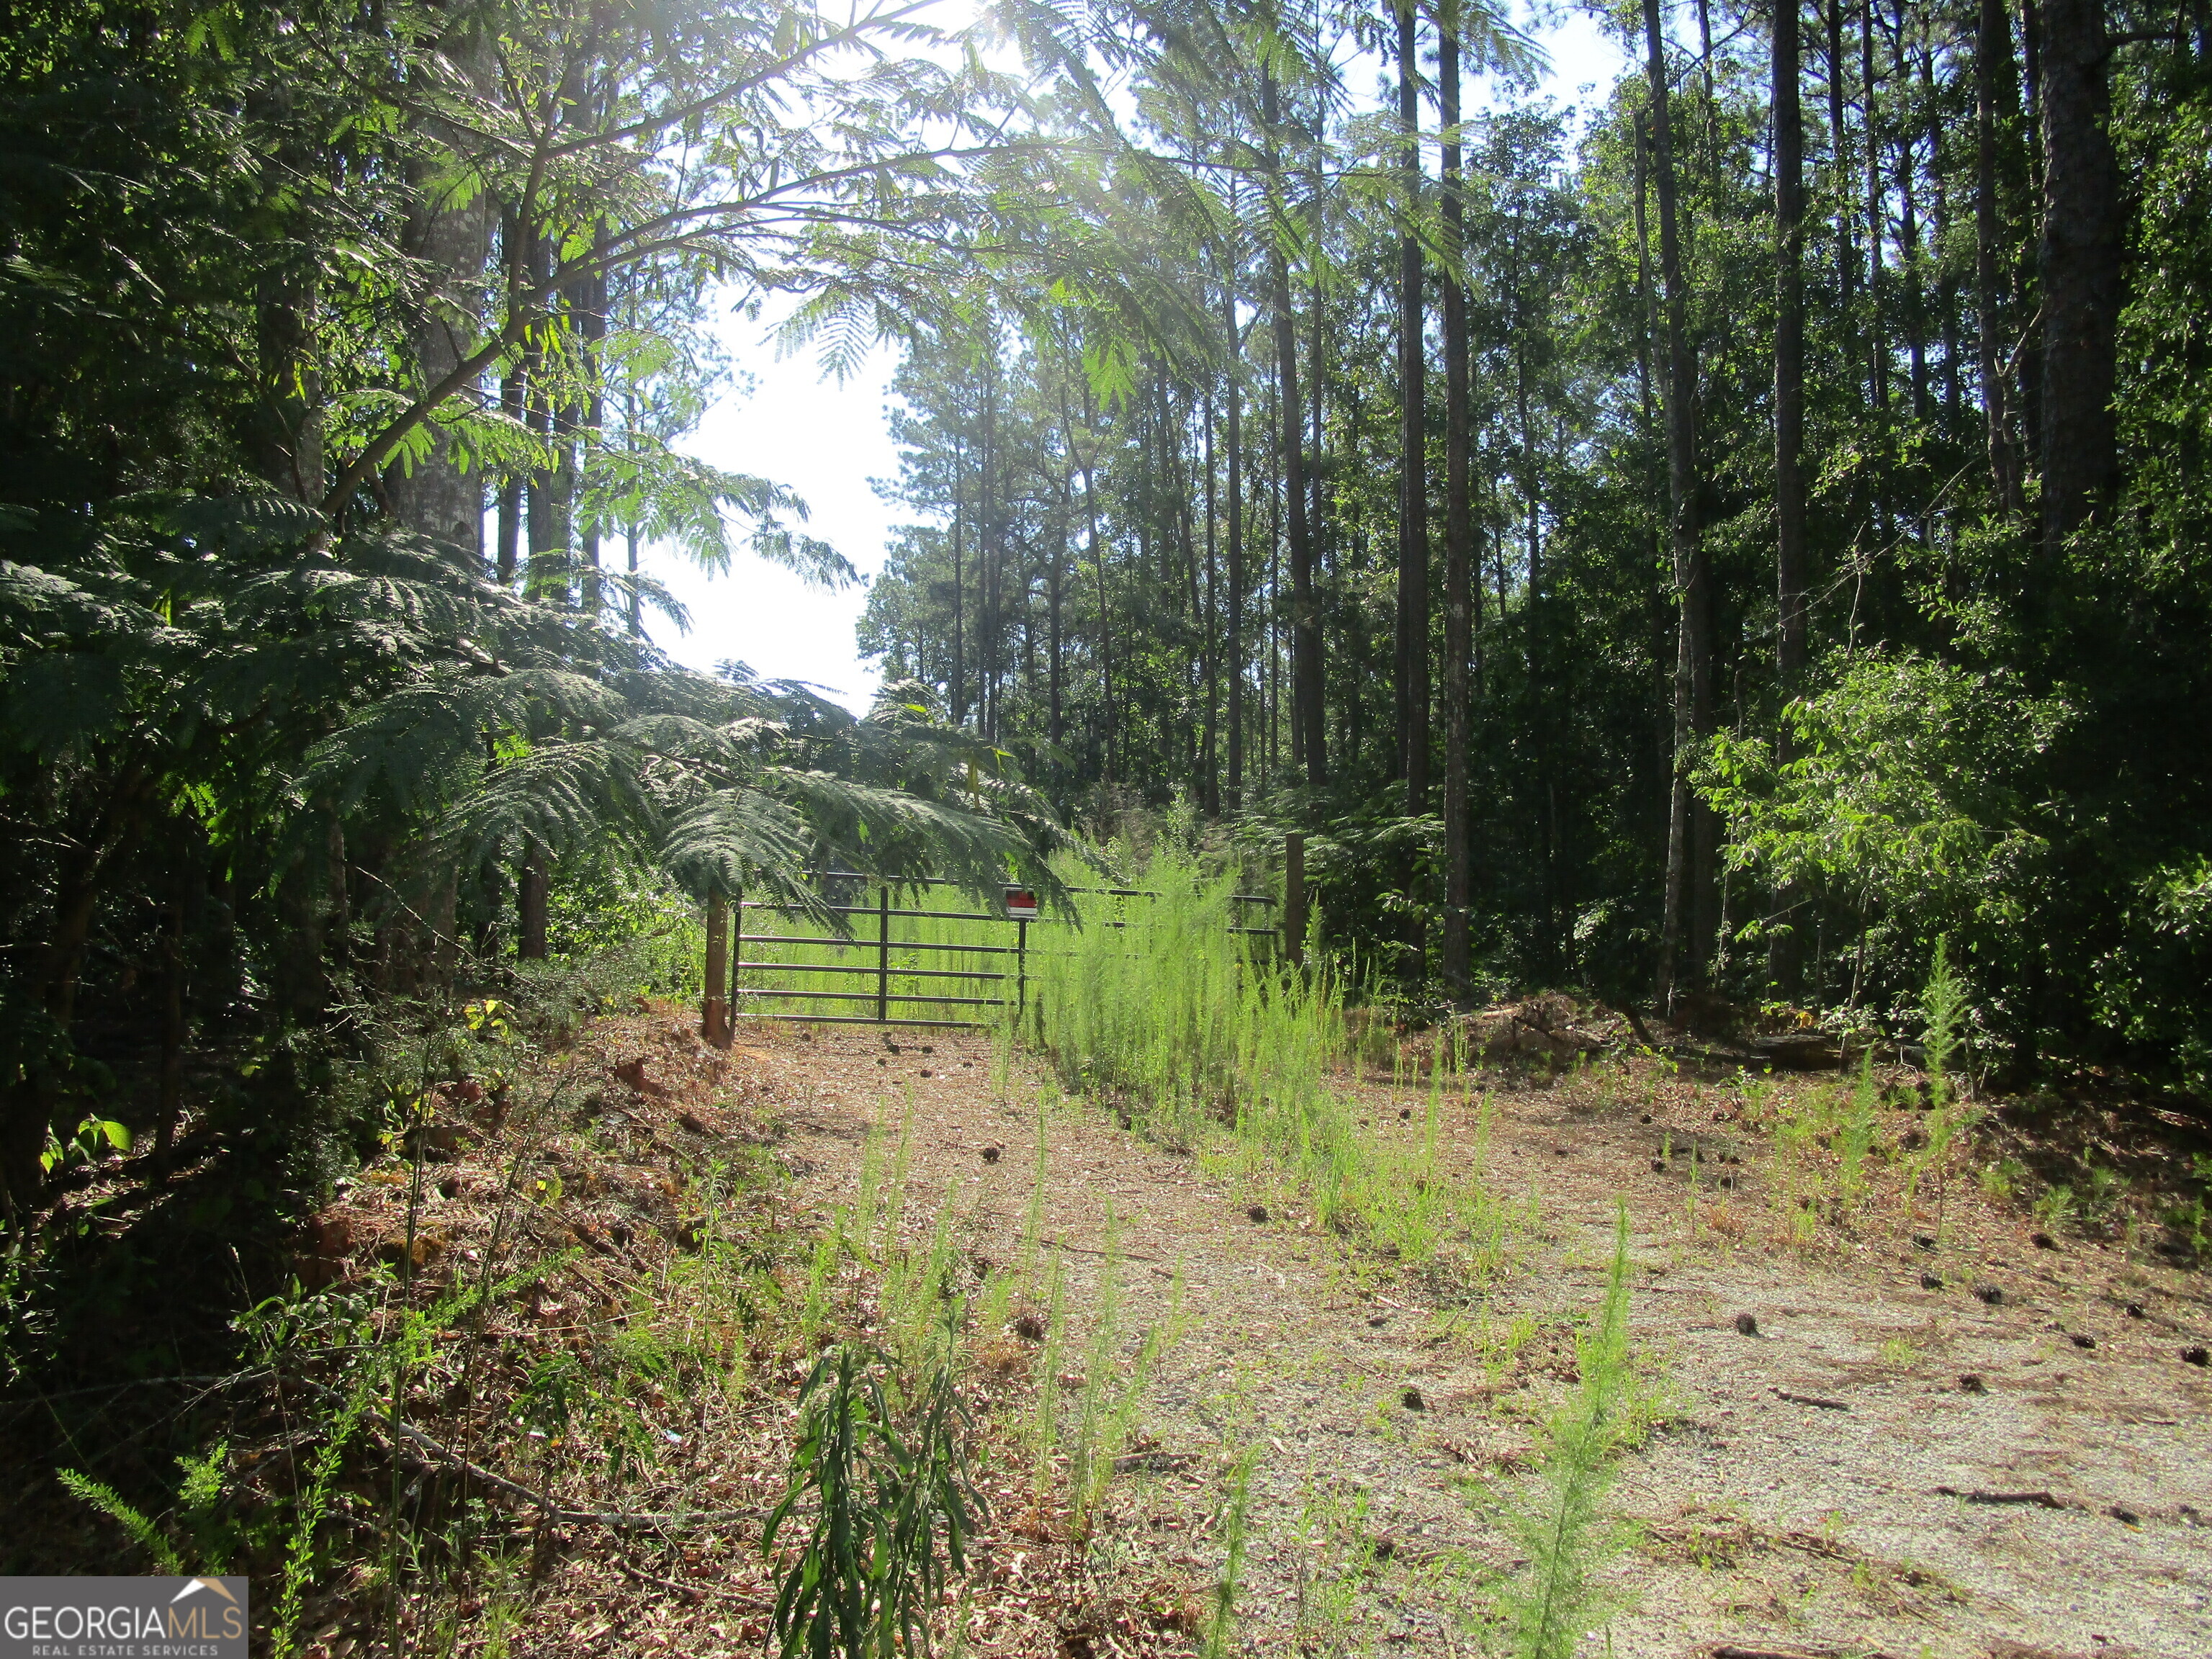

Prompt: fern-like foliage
[271,527,1074,923]
[4,491,1069,1006]
[56,1469,184,1575]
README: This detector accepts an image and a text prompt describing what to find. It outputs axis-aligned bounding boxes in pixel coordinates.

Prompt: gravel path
[756,1020,2212,1659]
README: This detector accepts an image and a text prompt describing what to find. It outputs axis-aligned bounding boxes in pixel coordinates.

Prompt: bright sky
[640,4,1633,711]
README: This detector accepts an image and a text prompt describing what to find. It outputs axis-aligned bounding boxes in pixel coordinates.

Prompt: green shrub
[764,1331,984,1659]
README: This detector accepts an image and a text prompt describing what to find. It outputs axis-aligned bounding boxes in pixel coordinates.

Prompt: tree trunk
[1773,0,1810,995]
[1071,382,1116,782]
[1264,68,1324,788]
[1646,0,1711,1020]
[525,225,560,600]
[1827,0,1860,382]
[950,437,967,727]
[388,141,491,552]
[1976,0,2024,513]
[1282,374,1300,785]
[1050,475,1067,750]
[1925,45,1962,428]
[1893,6,1928,423]
[251,266,323,504]
[1635,112,1665,842]
[1982,0,2017,511]
[702,891,729,1046]
[626,522,642,635]
[496,207,529,586]
[1396,2,1430,814]
[519,841,549,961]
[981,345,1002,743]
[1311,266,1327,632]
[1202,390,1220,816]
[2018,0,2046,466]
[1226,281,1246,810]
[1440,12,1473,993]
[1274,259,1323,788]
[1695,0,1722,159]
[2036,0,2121,553]
[1863,0,1890,432]
[578,251,608,616]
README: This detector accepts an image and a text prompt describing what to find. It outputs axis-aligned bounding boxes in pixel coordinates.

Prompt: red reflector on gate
[1004,887,1039,919]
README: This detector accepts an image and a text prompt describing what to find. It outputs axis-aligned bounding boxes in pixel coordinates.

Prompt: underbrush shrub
[764,1326,985,1659]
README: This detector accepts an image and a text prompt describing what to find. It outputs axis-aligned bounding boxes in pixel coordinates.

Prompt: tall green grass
[1028,852,1339,1141]
[1025,849,1507,1274]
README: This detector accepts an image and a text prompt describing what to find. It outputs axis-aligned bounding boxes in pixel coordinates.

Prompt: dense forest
[0,0,1110,1232]
[2,0,2207,1238]
[857,0,2212,1089]
[4,1,2210,1649]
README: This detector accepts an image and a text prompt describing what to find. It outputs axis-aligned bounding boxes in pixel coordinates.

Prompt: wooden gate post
[1284,832,1307,968]
[702,889,729,1046]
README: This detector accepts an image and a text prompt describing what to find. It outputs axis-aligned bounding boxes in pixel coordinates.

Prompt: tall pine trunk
[1264,68,1324,788]
[1863,1,1889,439]
[1977,0,2024,513]
[1827,0,1860,385]
[1051,474,1067,750]
[1226,282,1246,809]
[578,252,607,616]
[1440,10,1473,993]
[2036,0,2121,555]
[524,228,560,601]
[1645,0,1710,1019]
[950,437,966,727]
[2018,0,2046,464]
[1202,392,1220,816]
[1773,0,1809,995]
[1395,3,1430,811]
[495,207,529,586]
[1892,7,1928,423]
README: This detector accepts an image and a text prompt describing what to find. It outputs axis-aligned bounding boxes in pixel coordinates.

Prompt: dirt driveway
[757,1019,2211,1659]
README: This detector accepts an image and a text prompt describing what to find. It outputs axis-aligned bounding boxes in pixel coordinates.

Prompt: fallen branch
[1772,1388,1850,1411]
[1935,1485,2069,1510]
[1041,1236,1164,1263]
[613,1557,776,1606]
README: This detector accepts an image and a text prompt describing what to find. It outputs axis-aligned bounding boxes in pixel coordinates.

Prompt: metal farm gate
[724,871,1284,1030]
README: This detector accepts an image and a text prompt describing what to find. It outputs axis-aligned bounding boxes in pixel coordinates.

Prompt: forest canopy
[855,0,2212,1092]
[0,0,1083,1220]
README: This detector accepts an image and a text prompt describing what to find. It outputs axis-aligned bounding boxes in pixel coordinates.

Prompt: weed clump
[1491,1205,1643,1658]
[764,1324,984,1659]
